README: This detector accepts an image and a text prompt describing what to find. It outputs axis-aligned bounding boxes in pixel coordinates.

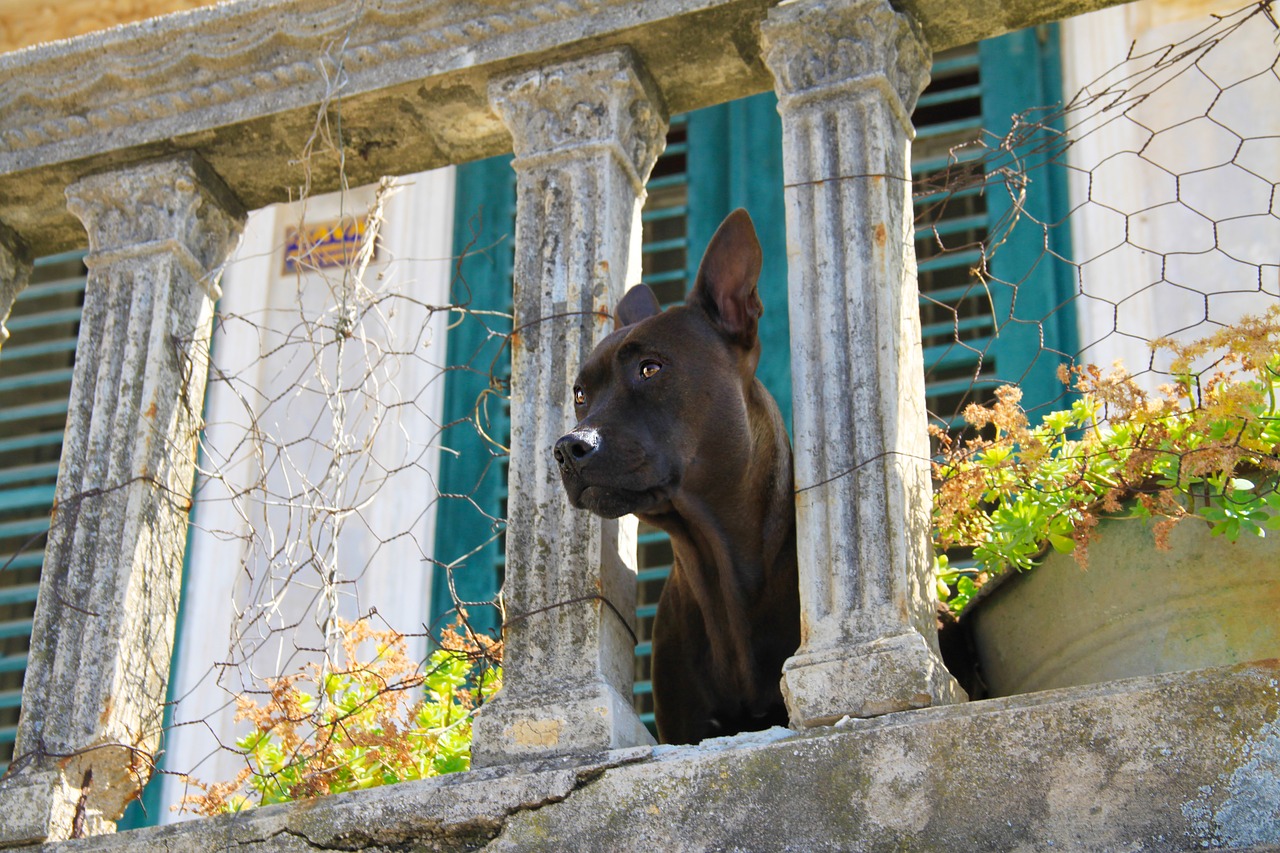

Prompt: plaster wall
[1061,0,1280,384]
[0,0,215,54]
[158,167,457,821]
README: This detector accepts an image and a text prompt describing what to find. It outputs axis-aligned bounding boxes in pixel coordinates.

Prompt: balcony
[0,0,1276,848]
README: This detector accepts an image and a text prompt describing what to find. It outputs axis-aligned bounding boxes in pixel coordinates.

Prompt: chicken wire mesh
[153,173,512,814]
[917,0,1278,426]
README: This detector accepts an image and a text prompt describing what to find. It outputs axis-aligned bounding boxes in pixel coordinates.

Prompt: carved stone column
[0,221,32,354]
[472,49,666,766]
[0,154,243,844]
[761,0,966,727]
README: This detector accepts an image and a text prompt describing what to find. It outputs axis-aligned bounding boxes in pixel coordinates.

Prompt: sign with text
[282,216,376,273]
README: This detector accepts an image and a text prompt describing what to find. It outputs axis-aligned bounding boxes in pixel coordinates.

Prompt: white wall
[157,167,457,819]
[1060,0,1279,383]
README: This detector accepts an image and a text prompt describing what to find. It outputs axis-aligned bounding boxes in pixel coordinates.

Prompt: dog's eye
[640,361,661,379]
[573,387,586,406]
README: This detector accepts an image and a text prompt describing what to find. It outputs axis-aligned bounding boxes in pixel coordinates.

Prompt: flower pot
[964,513,1280,697]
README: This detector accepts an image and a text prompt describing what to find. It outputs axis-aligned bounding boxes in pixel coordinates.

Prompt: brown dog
[554,210,799,744]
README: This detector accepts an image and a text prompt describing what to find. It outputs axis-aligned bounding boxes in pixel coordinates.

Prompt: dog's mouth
[563,476,671,520]
[574,484,669,519]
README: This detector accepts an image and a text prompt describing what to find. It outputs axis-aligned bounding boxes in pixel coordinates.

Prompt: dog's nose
[554,429,600,471]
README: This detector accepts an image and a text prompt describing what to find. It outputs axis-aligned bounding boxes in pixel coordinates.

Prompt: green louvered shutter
[915,29,1076,426]
[913,44,1000,428]
[432,157,518,643]
[978,25,1078,414]
[0,250,86,770]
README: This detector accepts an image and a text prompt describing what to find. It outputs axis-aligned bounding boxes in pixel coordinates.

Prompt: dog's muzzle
[553,427,601,478]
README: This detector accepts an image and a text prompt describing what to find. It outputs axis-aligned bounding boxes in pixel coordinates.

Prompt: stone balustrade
[0,0,1129,843]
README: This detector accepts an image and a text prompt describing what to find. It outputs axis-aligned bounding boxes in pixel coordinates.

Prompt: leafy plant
[180,619,501,815]
[932,307,1280,614]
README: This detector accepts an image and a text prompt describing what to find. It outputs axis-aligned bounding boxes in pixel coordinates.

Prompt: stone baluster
[472,49,666,766]
[0,154,244,844]
[0,221,33,355]
[760,0,966,727]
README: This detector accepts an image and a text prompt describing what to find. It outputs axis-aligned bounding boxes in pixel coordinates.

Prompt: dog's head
[554,209,766,519]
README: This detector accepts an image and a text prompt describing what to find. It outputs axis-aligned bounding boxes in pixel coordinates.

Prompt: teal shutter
[914,28,1077,426]
[429,157,517,641]
[0,251,86,771]
[913,44,996,427]
[685,95,792,428]
[639,114,692,308]
[979,24,1078,415]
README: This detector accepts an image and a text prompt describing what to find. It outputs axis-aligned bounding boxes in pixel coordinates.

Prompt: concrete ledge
[28,661,1280,851]
[0,0,1135,255]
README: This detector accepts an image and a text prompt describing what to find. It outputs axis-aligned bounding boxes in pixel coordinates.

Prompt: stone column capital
[762,0,931,130]
[489,49,668,194]
[66,153,244,298]
[0,221,33,351]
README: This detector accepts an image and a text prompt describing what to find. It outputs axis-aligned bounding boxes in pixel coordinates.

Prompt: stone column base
[0,768,114,845]
[782,631,967,727]
[472,683,655,768]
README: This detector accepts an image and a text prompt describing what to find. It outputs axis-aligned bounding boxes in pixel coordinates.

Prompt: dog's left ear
[690,209,764,347]
[616,283,662,328]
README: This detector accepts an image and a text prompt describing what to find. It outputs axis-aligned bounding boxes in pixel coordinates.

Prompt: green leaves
[932,309,1280,615]
[933,555,980,614]
[1199,478,1280,540]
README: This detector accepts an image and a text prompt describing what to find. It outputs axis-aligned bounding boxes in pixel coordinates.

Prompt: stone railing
[0,0,1129,844]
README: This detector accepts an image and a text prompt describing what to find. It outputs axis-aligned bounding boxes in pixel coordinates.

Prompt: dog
[553,209,799,744]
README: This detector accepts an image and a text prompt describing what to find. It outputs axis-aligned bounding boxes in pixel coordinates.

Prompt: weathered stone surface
[14,663,1280,851]
[470,49,665,766]
[0,153,244,845]
[489,662,1280,851]
[0,220,32,353]
[761,0,965,727]
[0,0,1137,256]
[8,748,656,852]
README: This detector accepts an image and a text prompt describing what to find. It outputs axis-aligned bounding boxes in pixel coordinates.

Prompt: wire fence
[918,0,1278,422]
[919,2,1279,620]
[154,161,512,812]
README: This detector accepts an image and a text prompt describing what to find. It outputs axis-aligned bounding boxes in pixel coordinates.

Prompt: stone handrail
[0,0,1129,843]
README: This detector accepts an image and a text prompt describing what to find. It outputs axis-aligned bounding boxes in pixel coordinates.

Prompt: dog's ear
[690,209,763,347]
[616,283,662,328]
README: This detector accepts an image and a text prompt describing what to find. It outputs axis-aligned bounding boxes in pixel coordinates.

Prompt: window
[0,250,86,770]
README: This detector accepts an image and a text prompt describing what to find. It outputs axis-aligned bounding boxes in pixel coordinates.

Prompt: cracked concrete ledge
[23,662,1280,852]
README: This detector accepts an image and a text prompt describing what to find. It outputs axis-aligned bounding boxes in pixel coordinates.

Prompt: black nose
[554,429,600,472]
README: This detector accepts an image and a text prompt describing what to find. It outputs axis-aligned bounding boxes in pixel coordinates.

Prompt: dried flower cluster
[179,619,501,815]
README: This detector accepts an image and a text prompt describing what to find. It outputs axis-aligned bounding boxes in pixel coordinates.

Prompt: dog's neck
[640,382,794,699]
